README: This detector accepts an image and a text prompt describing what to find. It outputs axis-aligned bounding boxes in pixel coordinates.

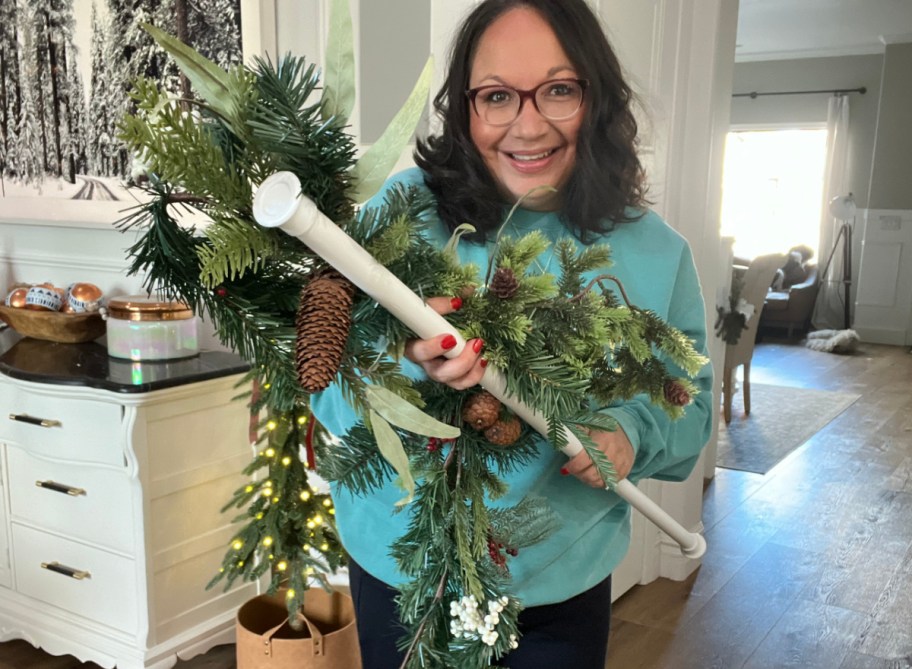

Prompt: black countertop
[0,329,250,394]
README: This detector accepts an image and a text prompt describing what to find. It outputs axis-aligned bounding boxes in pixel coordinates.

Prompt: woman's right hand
[403,296,486,390]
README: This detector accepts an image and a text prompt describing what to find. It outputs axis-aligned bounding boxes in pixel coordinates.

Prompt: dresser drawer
[7,448,136,555]
[12,523,139,634]
[1,386,124,467]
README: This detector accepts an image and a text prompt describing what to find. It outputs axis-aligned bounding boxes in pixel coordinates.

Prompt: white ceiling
[736,0,912,62]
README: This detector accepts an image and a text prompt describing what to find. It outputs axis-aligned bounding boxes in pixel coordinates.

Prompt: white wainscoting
[0,219,145,298]
[854,209,912,345]
[0,219,226,350]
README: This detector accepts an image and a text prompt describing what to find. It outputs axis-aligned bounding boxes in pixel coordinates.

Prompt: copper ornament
[67,282,104,313]
[5,287,28,308]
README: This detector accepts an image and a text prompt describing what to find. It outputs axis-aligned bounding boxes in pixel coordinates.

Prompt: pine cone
[296,270,356,392]
[484,415,522,446]
[663,379,691,407]
[462,391,502,430]
[490,267,520,299]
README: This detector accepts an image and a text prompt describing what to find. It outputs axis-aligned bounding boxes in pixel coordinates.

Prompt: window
[720,128,828,261]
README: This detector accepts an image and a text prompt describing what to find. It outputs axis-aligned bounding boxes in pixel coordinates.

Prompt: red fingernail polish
[473,339,484,353]
[450,296,463,310]
[560,467,569,476]
[480,358,488,368]
[441,334,457,350]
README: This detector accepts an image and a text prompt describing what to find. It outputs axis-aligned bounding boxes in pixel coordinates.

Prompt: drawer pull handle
[41,561,91,581]
[35,480,86,497]
[9,414,62,428]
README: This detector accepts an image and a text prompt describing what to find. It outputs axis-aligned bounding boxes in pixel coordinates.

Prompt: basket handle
[260,613,326,658]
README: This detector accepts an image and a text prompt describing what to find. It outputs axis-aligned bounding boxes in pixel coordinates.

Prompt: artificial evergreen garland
[115,4,707,666]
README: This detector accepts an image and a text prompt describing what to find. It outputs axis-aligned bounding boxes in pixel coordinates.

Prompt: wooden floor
[608,340,912,669]
[1,340,910,668]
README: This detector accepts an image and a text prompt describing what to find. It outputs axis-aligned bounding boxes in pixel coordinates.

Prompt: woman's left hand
[561,427,635,488]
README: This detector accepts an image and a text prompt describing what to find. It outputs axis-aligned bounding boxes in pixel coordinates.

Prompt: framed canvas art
[0,0,249,225]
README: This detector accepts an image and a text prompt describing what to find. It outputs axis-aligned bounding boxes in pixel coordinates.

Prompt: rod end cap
[253,172,302,228]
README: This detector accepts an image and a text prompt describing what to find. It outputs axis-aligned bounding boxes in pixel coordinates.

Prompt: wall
[730,55,882,208]
[854,41,912,345]
[359,0,430,144]
[868,42,912,210]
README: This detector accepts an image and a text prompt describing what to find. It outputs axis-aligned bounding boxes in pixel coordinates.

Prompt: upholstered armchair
[759,263,820,338]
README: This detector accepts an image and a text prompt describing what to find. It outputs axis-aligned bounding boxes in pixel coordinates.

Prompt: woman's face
[468,7,584,211]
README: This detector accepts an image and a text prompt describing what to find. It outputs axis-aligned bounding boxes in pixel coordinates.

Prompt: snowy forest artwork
[0,0,241,202]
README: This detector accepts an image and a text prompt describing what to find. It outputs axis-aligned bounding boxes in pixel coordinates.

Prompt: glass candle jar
[105,295,200,361]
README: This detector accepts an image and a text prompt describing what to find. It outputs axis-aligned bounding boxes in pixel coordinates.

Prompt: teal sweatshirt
[311,167,713,607]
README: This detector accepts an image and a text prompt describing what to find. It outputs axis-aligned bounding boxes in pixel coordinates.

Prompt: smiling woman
[309,1,714,668]
[467,8,585,212]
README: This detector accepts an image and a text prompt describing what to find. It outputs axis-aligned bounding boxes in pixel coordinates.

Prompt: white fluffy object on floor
[805,329,860,354]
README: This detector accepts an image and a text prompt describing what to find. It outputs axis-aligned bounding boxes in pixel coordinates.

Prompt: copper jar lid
[106,295,194,321]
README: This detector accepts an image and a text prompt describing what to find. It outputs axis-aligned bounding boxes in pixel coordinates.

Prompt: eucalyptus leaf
[322,0,356,121]
[443,223,477,259]
[366,385,460,438]
[369,410,416,506]
[351,56,434,203]
[142,23,234,121]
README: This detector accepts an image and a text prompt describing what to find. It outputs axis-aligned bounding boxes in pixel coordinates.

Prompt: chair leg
[743,361,751,416]
[723,366,733,424]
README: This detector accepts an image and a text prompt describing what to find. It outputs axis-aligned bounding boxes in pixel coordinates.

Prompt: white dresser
[0,337,259,668]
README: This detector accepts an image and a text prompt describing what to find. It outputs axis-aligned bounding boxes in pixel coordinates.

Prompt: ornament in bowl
[0,282,107,343]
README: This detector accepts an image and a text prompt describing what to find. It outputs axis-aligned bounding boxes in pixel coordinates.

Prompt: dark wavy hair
[414,0,649,240]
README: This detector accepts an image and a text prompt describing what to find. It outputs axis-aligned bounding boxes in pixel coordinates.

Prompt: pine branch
[318,424,396,495]
[488,497,559,549]
[196,216,285,286]
[248,54,356,223]
[118,77,252,212]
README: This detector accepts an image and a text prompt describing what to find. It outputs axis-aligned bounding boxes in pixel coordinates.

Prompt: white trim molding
[854,208,912,346]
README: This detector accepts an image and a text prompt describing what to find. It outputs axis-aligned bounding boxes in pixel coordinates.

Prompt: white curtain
[813,95,851,330]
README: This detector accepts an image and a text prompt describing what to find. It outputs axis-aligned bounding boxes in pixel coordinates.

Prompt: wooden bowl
[0,305,106,344]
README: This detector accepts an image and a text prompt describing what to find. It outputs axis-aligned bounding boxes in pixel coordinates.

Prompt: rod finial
[680,533,707,559]
[253,172,302,228]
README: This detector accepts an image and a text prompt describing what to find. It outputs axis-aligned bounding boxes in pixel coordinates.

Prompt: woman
[312,1,713,666]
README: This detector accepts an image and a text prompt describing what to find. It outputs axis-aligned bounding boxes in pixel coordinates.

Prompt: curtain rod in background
[732,87,867,99]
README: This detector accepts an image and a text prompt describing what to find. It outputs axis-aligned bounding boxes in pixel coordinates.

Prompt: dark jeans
[348,558,612,669]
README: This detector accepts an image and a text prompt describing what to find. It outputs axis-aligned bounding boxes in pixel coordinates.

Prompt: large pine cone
[490,267,520,299]
[296,269,356,392]
[663,379,691,407]
[462,391,502,430]
[484,415,522,446]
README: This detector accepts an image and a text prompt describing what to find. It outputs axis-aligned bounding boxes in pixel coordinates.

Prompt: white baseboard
[856,326,910,346]
[658,521,706,581]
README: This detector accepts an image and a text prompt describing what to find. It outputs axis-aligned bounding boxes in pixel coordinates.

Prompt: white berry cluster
[448,594,519,649]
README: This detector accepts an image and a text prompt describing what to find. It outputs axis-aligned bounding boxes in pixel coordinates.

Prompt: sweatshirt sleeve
[603,242,714,483]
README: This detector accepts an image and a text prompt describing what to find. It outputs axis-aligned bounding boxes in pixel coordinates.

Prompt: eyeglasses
[466,78,588,126]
